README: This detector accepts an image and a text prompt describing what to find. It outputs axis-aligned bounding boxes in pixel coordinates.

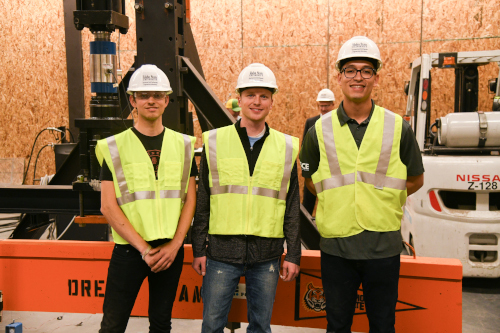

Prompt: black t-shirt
[299,101,424,260]
[100,127,198,181]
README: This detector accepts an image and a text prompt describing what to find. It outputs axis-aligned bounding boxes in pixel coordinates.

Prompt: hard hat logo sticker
[248,71,264,82]
[352,42,368,53]
[143,74,158,86]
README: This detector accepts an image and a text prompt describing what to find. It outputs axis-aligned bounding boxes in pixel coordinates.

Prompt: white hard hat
[335,36,382,72]
[316,89,335,102]
[235,63,278,94]
[127,64,173,95]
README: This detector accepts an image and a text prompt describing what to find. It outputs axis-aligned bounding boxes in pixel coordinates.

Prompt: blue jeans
[321,252,400,333]
[99,240,184,333]
[201,258,281,333]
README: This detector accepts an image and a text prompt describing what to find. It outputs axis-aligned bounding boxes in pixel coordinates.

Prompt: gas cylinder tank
[437,111,500,147]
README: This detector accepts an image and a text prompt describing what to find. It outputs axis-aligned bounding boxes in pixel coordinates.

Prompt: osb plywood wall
[0,0,499,184]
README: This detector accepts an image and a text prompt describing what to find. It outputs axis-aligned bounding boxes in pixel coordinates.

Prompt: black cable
[32,144,53,185]
[57,129,66,143]
[67,128,75,143]
[23,128,66,184]
[23,128,50,184]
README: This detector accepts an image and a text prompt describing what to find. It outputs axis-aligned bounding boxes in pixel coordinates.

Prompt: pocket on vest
[257,161,282,189]
[123,163,150,191]
[162,161,182,187]
[219,158,244,185]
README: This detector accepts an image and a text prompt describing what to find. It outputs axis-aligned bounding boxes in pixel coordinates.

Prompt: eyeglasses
[134,92,167,100]
[341,67,376,79]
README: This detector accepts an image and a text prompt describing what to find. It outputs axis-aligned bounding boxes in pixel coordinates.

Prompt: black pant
[302,185,317,215]
[99,239,184,333]
[321,251,400,333]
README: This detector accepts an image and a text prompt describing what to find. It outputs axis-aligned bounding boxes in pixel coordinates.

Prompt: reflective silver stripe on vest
[207,129,292,200]
[321,113,343,178]
[160,190,182,199]
[315,109,405,194]
[117,190,156,206]
[370,109,396,189]
[276,134,294,200]
[180,134,193,202]
[314,173,355,194]
[314,113,356,194]
[252,186,278,198]
[357,171,406,191]
[107,136,129,196]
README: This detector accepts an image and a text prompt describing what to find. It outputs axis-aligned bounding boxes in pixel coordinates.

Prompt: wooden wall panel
[0,0,67,185]
[382,0,421,43]
[190,0,241,50]
[329,0,383,44]
[242,0,328,47]
[423,0,500,40]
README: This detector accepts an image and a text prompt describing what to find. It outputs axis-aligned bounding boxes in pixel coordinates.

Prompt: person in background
[226,98,242,120]
[301,88,335,215]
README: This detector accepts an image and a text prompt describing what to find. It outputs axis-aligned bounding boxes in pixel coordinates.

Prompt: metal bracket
[477,111,488,147]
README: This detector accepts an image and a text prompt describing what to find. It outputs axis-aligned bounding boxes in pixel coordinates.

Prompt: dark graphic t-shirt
[100,127,198,181]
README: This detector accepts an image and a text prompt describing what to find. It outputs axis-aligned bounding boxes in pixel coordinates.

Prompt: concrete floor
[1,277,499,333]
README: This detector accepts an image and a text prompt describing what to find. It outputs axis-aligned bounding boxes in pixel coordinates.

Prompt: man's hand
[146,241,181,273]
[192,256,207,276]
[280,261,300,282]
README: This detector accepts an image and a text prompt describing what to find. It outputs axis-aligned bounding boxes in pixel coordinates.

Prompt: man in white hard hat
[300,36,424,333]
[301,89,335,215]
[225,98,242,120]
[95,64,198,333]
[192,63,301,333]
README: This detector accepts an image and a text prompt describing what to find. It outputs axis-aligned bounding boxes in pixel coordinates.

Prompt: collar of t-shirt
[248,127,266,148]
[131,126,165,141]
[337,100,375,126]
[234,120,270,175]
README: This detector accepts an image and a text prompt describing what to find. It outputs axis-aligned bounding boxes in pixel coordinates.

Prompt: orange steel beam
[0,240,462,332]
[75,215,108,225]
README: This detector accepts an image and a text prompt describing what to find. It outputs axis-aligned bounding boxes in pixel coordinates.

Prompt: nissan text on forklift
[401,51,500,278]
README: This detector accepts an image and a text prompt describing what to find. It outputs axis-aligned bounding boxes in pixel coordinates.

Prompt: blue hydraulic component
[89,32,117,94]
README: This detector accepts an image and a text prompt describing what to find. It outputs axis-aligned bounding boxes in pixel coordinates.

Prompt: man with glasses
[300,36,424,333]
[301,89,335,215]
[95,64,198,332]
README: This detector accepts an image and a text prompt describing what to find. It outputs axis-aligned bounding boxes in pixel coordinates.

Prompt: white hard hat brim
[127,88,173,95]
[235,83,279,94]
[335,55,382,72]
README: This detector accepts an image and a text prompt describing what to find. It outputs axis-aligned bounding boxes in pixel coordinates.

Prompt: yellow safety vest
[311,106,407,238]
[95,127,195,244]
[203,125,299,238]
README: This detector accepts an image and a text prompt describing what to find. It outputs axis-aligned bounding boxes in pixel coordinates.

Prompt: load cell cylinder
[89,32,117,94]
